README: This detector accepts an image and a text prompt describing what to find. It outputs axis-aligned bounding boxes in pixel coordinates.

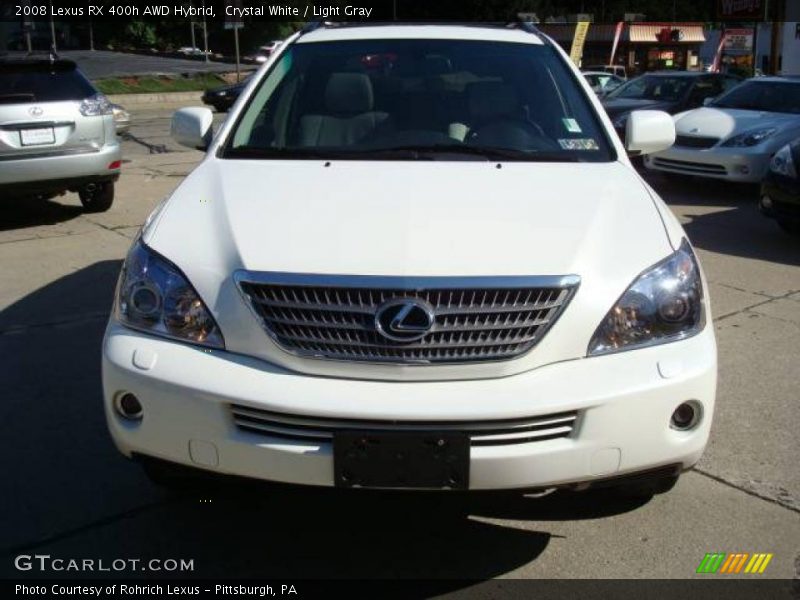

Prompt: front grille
[674,135,719,149]
[235,273,579,364]
[652,157,727,175]
[231,404,579,447]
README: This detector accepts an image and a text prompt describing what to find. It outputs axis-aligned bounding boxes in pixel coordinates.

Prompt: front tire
[79,182,114,213]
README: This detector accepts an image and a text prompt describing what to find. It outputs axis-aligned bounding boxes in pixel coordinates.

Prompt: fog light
[115,392,143,420]
[671,401,701,431]
[736,165,750,175]
[761,195,773,209]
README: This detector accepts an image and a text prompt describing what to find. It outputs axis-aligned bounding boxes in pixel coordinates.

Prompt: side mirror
[703,96,715,106]
[625,110,675,155]
[171,107,213,150]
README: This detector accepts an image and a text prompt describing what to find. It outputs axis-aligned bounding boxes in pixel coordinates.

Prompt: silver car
[0,56,121,212]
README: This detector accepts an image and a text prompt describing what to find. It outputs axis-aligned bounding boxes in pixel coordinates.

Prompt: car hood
[602,98,676,116]
[144,159,675,380]
[674,107,800,139]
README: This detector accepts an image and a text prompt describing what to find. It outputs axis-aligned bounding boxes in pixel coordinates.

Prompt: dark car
[760,138,800,235]
[201,75,251,112]
[602,71,742,141]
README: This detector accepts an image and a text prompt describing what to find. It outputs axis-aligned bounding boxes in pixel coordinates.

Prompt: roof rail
[296,19,547,42]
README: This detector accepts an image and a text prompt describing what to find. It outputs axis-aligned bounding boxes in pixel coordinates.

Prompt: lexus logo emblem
[375,298,435,342]
[28,106,43,117]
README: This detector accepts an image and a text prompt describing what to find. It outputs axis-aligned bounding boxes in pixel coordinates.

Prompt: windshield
[607,75,691,102]
[223,39,613,162]
[711,80,800,114]
[0,63,96,104]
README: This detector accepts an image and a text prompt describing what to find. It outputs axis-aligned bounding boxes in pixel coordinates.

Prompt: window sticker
[558,138,600,151]
[562,118,582,133]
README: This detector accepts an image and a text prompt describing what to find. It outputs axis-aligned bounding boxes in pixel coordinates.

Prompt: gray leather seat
[297,73,391,147]
[449,81,522,141]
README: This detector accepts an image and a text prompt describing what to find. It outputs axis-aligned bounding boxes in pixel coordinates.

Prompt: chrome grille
[674,135,719,149]
[235,273,579,364]
[231,404,579,447]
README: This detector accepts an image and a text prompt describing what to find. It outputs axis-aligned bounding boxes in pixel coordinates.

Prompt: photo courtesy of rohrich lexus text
[1,0,798,598]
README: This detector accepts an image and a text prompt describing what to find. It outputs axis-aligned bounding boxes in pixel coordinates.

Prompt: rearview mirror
[171,107,213,151]
[625,110,675,155]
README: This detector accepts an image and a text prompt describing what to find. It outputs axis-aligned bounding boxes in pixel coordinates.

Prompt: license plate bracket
[20,127,55,146]
[334,431,469,490]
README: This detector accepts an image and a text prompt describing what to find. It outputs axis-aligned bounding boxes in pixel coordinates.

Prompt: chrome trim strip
[233,270,581,290]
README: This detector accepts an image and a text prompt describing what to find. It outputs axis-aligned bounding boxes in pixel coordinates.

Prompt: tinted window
[0,63,96,104]
[608,75,692,102]
[711,80,800,114]
[224,39,614,162]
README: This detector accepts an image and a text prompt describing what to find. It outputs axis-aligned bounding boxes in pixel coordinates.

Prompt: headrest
[325,72,374,114]
[468,81,519,121]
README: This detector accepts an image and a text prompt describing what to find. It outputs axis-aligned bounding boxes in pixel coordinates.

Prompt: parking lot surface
[1,104,798,581]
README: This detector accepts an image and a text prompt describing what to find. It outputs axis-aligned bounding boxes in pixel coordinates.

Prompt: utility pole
[189,1,196,50]
[202,0,209,62]
[48,0,57,52]
[234,25,241,82]
[89,18,94,51]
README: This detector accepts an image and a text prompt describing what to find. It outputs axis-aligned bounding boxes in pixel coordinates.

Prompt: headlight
[721,128,777,147]
[588,239,705,355]
[769,144,797,178]
[115,239,224,348]
[79,93,113,117]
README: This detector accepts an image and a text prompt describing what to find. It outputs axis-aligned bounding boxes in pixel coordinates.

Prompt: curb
[107,91,204,105]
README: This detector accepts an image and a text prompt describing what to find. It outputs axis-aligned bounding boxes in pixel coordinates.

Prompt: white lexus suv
[103,22,717,497]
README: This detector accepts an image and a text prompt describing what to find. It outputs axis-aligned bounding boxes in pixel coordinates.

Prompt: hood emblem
[375,298,435,342]
[28,106,43,117]
[689,127,699,133]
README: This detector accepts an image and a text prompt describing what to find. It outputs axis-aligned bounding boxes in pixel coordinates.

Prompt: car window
[0,62,96,104]
[711,80,800,114]
[687,78,720,105]
[722,76,741,92]
[224,39,614,162]
[607,75,691,102]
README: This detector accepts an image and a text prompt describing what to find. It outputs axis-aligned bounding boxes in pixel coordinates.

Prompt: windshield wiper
[224,144,581,162]
[366,144,581,162]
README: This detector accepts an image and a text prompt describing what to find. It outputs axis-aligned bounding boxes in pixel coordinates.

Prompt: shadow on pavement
[0,195,84,231]
[644,173,799,267]
[1,262,650,583]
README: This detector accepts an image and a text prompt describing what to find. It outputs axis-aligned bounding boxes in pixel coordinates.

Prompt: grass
[94,73,228,95]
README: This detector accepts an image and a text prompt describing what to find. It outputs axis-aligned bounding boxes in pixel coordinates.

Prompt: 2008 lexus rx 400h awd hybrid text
[102,23,716,497]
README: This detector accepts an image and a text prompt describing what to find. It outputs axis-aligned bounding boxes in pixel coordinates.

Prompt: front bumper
[644,146,771,183]
[0,142,121,187]
[102,323,717,491]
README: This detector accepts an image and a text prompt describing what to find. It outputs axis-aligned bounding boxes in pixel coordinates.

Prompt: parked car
[645,77,800,182]
[201,74,252,112]
[0,56,121,211]
[111,103,131,134]
[760,138,800,235]
[177,46,211,57]
[245,41,283,64]
[582,71,624,96]
[104,23,715,499]
[583,64,627,80]
[603,71,742,141]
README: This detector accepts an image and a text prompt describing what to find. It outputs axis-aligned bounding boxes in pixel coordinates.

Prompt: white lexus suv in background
[102,22,717,498]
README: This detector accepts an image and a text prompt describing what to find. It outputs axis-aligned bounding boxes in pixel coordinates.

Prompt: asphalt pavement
[0,103,798,582]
